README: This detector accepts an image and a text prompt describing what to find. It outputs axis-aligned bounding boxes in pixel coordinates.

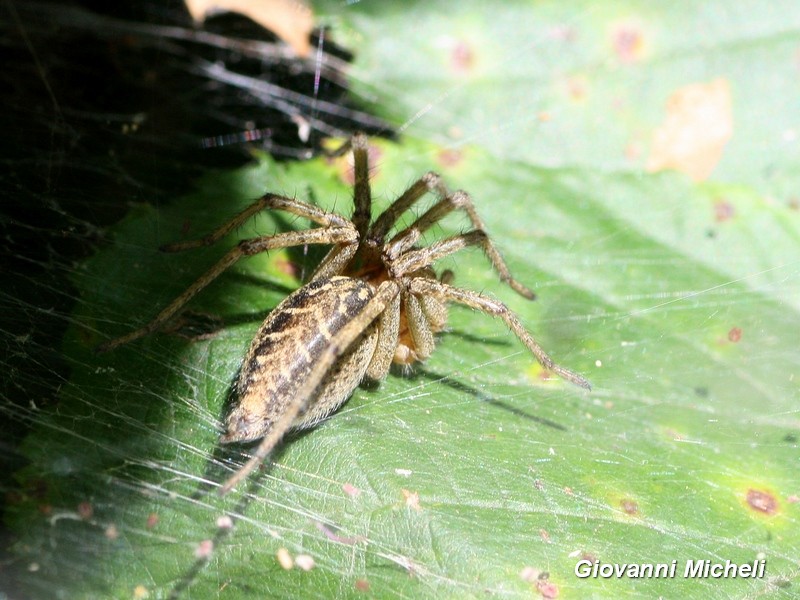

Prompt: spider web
[3,1,800,599]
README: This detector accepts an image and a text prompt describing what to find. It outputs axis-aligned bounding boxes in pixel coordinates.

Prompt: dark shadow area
[0,0,392,595]
[190,432,288,502]
[191,351,298,501]
[411,365,568,432]
[150,196,342,345]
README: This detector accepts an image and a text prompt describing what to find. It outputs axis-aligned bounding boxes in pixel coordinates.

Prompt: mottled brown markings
[225,276,375,443]
[746,489,778,515]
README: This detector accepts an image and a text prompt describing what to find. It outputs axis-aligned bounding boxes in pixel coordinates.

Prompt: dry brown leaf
[185,0,313,57]
[647,79,733,181]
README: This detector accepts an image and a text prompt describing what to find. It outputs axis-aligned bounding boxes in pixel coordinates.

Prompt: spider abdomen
[221,276,379,444]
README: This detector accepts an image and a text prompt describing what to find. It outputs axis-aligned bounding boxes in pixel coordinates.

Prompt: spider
[99,134,590,494]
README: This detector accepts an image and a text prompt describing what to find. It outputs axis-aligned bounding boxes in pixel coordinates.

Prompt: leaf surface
[10,2,800,599]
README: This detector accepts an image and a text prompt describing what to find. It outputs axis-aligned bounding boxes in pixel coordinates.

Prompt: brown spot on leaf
[355,579,370,592]
[539,528,551,543]
[611,22,647,64]
[728,327,742,343]
[537,577,559,599]
[342,482,361,498]
[180,218,194,237]
[669,428,684,441]
[625,141,643,160]
[273,256,300,279]
[648,79,733,181]
[548,25,577,43]
[450,40,475,75]
[313,520,364,545]
[620,498,639,515]
[146,512,159,529]
[195,539,214,560]
[714,198,736,222]
[747,489,778,515]
[437,148,463,168]
[77,501,93,520]
[564,76,588,102]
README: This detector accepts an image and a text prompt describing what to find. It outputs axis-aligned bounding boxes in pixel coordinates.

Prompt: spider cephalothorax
[99,134,589,494]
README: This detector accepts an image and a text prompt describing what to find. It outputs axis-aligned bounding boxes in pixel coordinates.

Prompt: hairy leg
[350,133,372,238]
[385,190,535,300]
[389,229,533,300]
[161,194,353,252]
[98,227,357,352]
[407,277,591,390]
[367,172,444,244]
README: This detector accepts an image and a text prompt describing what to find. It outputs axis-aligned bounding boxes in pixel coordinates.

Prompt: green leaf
[10,2,800,599]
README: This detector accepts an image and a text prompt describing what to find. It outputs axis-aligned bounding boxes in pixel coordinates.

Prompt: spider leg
[97,227,357,352]
[160,194,352,252]
[367,172,444,244]
[389,230,486,273]
[407,278,591,390]
[350,133,372,238]
[404,293,436,360]
[309,241,359,281]
[219,280,401,494]
[385,190,535,300]
[365,292,401,380]
[389,229,533,300]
